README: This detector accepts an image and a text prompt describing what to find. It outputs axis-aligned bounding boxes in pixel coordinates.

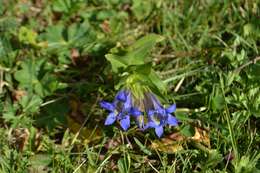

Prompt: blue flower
[100,90,178,137]
[100,90,142,131]
[145,94,178,137]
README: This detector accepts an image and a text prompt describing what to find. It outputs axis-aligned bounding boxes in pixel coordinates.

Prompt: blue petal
[167,115,178,126]
[130,107,142,117]
[150,94,163,109]
[116,90,127,102]
[157,107,166,115]
[148,110,155,116]
[123,92,132,109]
[104,112,117,125]
[120,115,130,131]
[100,101,115,112]
[166,104,176,113]
[155,126,164,137]
[145,121,157,128]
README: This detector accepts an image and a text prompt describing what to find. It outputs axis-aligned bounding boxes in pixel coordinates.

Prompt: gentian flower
[145,93,178,137]
[100,89,178,137]
[100,90,142,131]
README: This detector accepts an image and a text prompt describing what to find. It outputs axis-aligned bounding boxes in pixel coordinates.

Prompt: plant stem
[219,74,239,164]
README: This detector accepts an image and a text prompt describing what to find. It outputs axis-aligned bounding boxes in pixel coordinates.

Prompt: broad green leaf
[125,34,164,65]
[19,94,42,114]
[132,0,153,21]
[2,100,18,122]
[148,70,167,94]
[105,34,164,72]
[14,58,61,97]
[175,111,191,122]
[41,25,67,51]
[105,54,128,72]
[52,0,72,13]
[211,95,225,111]
[14,59,45,89]
[67,22,96,48]
[180,124,195,137]
[134,62,152,75]
[29,154,52,172]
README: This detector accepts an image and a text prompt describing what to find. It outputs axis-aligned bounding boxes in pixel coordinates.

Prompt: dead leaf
[10,128,30,151]
[100,20,111,33]
[12,90,27,101]
[70,48,80,66]
[150,126,210,153]
[168,132,186,141]
[150,137,184,153]
[191,127,210,147]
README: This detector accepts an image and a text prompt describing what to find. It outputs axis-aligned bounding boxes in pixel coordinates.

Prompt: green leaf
[148,69,167,94]
[41,25,67,51]
[105,54,128,72]
[52,0,72,13]
[175,111,191,122]
[211,95,225,111]
[117,156,130,173]
[134,63,152,75]
[180,124,195,137]
[67,22,96,47]
[19,94,42,114]
[29,154,52,172]
[132,0,154,21]
[14,58,61,97]
[105,34,164,72]
[14,59,45,90]
[2,100,18,122]
[125,34,164,65]
[134,137,152,156]
[18,26,37,45]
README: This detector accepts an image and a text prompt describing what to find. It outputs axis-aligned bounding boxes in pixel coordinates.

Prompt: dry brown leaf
[10,128,30,151]
[70,48,80,66]
[12,90,26,101]
[100,20,111,33]
[190,127,210,147]
[168,132,186,141]
[150,126,210,153]
[150,137,184,153]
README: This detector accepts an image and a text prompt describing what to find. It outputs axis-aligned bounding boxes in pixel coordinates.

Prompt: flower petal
[104,112,117,125]
[116,90,127,102]
[150,94,163,109]
[167,114,178,126]
[145,121,157,128]
[166,104,176,113]
[130,107,142,117]
[123,92,132,109]
[155,126,164,138]
[157,107,166,116]
[100,101,115,112]
[148,110,155,116]
[120,115,130,131]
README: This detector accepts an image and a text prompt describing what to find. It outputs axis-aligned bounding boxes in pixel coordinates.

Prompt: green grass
[0,0,260,172]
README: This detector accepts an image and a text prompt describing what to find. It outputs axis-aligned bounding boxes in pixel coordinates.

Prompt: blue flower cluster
[100,90,178,137]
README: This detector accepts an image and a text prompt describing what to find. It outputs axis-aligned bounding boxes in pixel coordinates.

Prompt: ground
[0,0,260,172]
